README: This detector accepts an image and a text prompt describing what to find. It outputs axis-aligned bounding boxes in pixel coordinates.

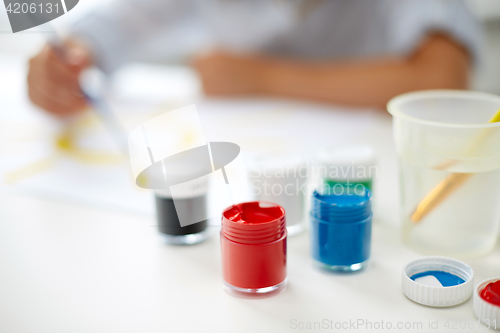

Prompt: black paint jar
[154,192,209,245]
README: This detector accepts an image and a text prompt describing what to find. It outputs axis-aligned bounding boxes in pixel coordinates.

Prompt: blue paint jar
[310,189,372,272]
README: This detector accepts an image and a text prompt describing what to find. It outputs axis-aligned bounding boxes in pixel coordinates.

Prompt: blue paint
[310,190,372,269]
[411,271,465,287]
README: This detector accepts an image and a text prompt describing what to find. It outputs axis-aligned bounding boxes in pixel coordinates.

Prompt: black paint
[155,195,208,236]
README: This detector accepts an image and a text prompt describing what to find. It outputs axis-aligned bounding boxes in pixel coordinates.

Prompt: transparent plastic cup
[388,90,500,257]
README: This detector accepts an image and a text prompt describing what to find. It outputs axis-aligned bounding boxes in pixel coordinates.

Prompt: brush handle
[46,41,128,154]
[411,173,472,223]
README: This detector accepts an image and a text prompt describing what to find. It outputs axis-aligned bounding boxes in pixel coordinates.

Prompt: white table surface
[0,56,499,333]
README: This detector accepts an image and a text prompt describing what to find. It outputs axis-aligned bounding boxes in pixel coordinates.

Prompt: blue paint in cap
[411,270,465,287]
[310,189,372,273]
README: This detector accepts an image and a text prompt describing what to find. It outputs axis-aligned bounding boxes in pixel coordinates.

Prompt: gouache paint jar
[221,201,287,297]
[249,152,307,236]
[153,169,209,245]
[154,192,208,245]
[310,189,372,273]
[317,145,376,195]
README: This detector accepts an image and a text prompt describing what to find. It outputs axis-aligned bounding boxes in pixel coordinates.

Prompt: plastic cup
[388,90,500,257]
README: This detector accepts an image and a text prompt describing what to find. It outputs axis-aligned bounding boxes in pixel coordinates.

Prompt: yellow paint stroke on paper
[4,112,124,184]
[4,155,56,184]
[54,127,123,164]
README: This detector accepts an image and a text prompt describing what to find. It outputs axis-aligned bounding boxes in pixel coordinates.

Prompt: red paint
[221,201,287,289]
[480,280,500,306]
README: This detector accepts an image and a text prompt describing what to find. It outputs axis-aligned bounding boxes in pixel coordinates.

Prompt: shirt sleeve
[386,0,483,66]
[70,0,194,73]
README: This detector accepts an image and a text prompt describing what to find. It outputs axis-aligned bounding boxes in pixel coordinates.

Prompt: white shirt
[71,0,482,74]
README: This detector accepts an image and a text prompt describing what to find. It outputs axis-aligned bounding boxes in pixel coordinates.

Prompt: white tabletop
[0,56,499,333]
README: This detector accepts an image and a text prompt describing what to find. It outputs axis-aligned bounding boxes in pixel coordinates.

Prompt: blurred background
[0,0,499,94]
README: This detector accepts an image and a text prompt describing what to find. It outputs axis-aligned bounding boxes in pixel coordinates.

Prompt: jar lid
[473,277,500,329]
[402,256,474,307]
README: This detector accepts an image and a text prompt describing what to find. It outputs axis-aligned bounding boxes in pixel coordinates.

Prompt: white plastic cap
[402,256,474,307]
[474,277,500,330]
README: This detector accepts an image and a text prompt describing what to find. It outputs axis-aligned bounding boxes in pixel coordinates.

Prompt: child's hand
[27,39,93,117]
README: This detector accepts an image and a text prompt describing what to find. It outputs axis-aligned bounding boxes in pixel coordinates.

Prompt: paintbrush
[411,108,500,223]
[45,26,128,155]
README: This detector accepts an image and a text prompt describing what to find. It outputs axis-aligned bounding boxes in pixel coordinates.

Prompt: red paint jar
[221,201,287,297]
